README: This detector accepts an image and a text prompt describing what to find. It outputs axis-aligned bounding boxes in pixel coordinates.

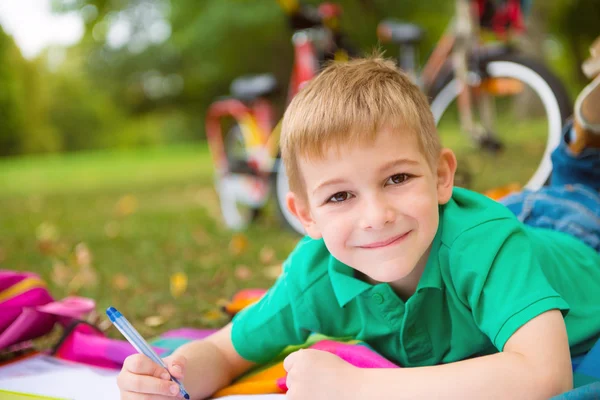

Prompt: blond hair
[280,55,440,195]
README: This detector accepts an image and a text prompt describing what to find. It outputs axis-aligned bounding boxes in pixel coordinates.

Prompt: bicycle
[377,0,571,193]
[207,0,572,235]
[205,0,352,233]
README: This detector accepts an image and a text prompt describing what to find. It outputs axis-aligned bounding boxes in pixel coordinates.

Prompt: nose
[358,193,396,230]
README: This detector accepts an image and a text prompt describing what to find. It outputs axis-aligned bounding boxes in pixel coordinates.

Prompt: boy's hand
[283,349,360,400]
[117,354,187,399]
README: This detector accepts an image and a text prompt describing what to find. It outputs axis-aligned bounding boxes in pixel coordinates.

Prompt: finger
[165,356,187,379]
[285,387,298,400]
[124,354,166,378]
[283,351,298,372]
[118,373,182,397]
[121,391,179,400]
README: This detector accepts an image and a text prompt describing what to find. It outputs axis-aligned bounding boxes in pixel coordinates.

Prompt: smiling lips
[359,231,411,249]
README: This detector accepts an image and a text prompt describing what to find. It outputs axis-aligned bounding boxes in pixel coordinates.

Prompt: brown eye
[329,192,350,203]
[388,174,409,185]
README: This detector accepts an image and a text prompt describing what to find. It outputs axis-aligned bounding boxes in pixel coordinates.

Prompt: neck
[389,245,432,301]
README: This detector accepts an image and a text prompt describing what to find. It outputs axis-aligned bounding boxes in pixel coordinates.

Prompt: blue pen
[106,307,190,399]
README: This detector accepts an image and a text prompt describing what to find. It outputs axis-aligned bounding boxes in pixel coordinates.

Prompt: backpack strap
[0,276,47,303]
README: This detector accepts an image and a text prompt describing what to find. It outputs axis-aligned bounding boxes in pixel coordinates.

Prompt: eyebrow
[312,158,419,196]
[378,158,420,172]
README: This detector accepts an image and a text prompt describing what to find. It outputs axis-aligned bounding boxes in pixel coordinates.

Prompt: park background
[0,0,599,339]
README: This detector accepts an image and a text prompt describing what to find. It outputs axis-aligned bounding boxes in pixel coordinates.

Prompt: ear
[436,148,457,205]
[286,192,322,239]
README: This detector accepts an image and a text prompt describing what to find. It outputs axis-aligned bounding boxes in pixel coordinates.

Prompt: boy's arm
[171,323,256,400]
[284,310,572,400]
[364,310,572,399]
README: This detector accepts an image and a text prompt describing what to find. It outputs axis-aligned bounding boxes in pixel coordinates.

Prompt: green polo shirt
[231,188,600,366]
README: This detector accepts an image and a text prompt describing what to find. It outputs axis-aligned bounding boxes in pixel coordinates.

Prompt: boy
[117,54,600,399]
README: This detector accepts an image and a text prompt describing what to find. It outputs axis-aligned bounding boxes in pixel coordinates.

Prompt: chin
[367,265,413,284]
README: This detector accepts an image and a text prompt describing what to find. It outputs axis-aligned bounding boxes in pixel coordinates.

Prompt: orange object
[222,289,267,316]
[478,78,524,96]
[213,363,286,397]
[484,183,522,201]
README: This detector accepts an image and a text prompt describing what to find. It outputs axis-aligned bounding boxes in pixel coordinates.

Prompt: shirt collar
[328,257,372,307]
[416,206,444,292]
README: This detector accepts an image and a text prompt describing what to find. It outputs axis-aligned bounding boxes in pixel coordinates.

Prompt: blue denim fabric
[551,382,600,400]
[500,123,600,252]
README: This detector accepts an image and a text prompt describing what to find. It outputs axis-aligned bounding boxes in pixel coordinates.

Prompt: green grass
[0,120,542,344]
[0,143,300,342]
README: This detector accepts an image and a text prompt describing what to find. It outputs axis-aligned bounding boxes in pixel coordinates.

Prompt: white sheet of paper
[0,355,285,400]
[0,355,119,400]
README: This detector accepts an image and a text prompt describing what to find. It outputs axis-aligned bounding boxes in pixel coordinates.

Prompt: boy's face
[288,126,456,292]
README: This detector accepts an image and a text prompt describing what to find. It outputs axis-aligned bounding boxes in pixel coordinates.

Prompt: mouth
[358,231,411,249]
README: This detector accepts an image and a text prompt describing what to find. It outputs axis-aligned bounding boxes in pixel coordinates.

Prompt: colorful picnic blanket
[213,333,398,397]
[50,288,600,399]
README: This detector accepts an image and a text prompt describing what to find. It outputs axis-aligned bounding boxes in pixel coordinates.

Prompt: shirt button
[372,293,384,304]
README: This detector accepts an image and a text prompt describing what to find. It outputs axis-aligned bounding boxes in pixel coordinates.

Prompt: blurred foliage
[0,0,597,156]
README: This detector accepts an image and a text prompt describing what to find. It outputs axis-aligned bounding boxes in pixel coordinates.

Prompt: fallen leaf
[75,243,92,266]
[69,264,98,291]
[144,315,165,328]
[36,222,59,242]
[170,272,188,298]
[51,261,71,287]
[234,265,252,280]
[201,309,223,323]
[36,223,59,255]
[158,304,177,318]
[104,221,120,238]
[37,240,55,255]
[115,194,138,217]
[112,273,130,290]
[263,264,282,279]
[259,246,276,265]
[216,298,230,308]
[228,234,248,256]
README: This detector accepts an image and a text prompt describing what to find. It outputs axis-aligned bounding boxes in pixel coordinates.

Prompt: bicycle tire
[216,123,263,230]
[273,157,306,235]
[429,52,572,191]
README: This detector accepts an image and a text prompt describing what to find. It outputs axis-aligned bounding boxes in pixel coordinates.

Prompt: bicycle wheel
[273,157,306,235]
[429,53,572,192]
[216,124,265,230]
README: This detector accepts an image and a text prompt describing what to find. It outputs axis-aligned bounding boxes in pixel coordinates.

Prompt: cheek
[316,210,354,247]
[402,186,439,219]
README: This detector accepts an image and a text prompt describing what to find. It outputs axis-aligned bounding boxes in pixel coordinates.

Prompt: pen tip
[106,306,122,321]
[184,394,190,399]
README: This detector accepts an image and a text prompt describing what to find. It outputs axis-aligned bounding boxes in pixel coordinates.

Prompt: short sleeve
[450,220,570,351]
[231,258,311,364]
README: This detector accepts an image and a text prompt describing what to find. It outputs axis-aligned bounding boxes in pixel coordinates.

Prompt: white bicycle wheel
[274,158,306,235]
[430,55,571,192]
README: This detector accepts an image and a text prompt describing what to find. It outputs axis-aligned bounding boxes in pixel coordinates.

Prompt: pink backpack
[0,270,95,351]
